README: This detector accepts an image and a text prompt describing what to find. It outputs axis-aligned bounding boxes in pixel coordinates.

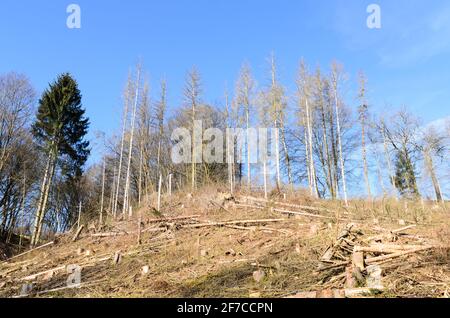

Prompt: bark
[331,64,348,206]
[113,78,131,216]
[123,67,141,215]
[31,152,56,246]
[424,151,443,202]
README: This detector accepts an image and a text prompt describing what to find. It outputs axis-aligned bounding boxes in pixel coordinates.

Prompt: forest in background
[1,55,449,246]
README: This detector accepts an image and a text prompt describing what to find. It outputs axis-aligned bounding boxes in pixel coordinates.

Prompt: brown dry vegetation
[0,187,449,298]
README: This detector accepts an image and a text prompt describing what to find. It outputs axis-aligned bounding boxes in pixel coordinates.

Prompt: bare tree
[122,66,141,216]
[235,63,255,191]
[113,73,131,217]
[330,62,349,206]
[383,110,421,198]
[357,71,372,200]
[184,68,202,191]
[156,79,167,180]
[297,60,319,197]
[420,126,446,202]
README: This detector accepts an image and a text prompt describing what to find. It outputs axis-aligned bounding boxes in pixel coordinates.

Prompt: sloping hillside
[1,189,449,298]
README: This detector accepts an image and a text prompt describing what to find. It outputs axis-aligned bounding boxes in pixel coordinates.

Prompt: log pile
[315,223,439,296]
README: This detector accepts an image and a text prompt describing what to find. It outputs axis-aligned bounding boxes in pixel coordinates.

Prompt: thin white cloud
[378,5,450,67]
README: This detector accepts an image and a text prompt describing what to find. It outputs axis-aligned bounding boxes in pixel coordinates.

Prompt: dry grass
[0,187,449,298]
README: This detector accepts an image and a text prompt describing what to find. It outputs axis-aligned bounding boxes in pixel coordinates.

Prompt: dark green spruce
[30,73,90,246]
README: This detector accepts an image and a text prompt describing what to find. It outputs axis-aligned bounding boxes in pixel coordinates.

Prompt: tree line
[0,56,448,246]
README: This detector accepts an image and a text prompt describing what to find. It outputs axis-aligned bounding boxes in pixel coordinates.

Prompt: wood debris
[316,223,440,295]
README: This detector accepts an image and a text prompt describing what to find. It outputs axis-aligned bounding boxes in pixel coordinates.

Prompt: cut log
[355,244,424,253]
[91,232,127,238]
[392,225,417,234]
[352,250,365,271]
[364,225,417,243]
[141,227,170,234]
[145,214,201,223]
[354,244,425,254]
[345,265,356,288]
[317,261,351,271]
[235,203,265,210]
[365,246,433,265]
[5,241,54,262]
[182,219,286,229]
[239,195,336,213]
[273,208,349,221]
[20,265,66,281]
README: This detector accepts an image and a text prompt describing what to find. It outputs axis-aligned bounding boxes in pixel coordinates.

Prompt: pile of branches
[289,223,445,298]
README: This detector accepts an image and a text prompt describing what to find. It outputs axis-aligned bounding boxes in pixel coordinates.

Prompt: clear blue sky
[1,0,449,164]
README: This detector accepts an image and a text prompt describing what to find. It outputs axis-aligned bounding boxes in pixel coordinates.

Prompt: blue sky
[1,0,449,165]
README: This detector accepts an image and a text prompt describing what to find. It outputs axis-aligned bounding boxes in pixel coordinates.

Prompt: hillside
[1,189,449,298]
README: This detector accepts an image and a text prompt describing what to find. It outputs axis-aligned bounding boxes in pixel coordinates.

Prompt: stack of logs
[289,223,435,298]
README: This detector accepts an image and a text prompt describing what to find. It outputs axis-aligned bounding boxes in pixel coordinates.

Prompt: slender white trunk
[246,110,251,191]
[304,125,312,194]
[361,118,372,200]
[263,159,268,200]
[424,151,444,203]
[375,152,387,197]
[109,166,116,217]
[100,158,106,224]
[32,152,56,246]
[168,174,172,196]
[274,121,281,190]
[19,171,26,247]
[333,87,348,206]
[138,143,143,206]
[31,154,51,246]
[382,128,398,200]
[305,98,318,197]
[77,201,82,229]
[123,69,141,215]
[227,130,234,194]
[113,88,130,216]
[157,174,162,211]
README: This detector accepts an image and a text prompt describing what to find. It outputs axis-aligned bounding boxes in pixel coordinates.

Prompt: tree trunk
[305,98,318,198]
[361,116,372,200]
[333,85,348,206]
[425,151,443,202]
[274,120,281,190]
[113,85,130,216]
[32,153,56,246]
[280,119,293,189]
[100,158,106,225]
[123,68,141,215]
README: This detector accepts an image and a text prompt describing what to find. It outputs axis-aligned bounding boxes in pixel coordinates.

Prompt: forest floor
[0,187,449,298]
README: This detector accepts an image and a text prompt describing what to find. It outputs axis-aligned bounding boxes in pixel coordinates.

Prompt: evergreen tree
[394,150,419,198]
[30,73,90,246]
